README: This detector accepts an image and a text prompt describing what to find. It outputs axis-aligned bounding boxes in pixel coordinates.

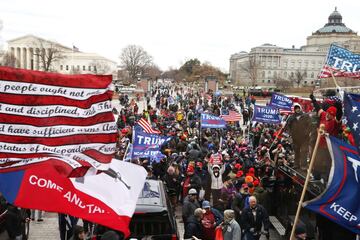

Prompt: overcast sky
[1,0,360,72]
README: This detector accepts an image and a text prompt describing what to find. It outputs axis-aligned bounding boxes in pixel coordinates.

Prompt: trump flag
[0,67,117,177]
[201,113,227,129]
[252,105,281,124]
[344,92,360,153]
[0,160,147,237]
[132,127,171,159]
[319,44,360,79]
[270,93,293,111]
[303,136,360,235]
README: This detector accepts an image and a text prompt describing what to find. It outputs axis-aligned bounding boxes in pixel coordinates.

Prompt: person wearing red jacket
[310,94,342,181]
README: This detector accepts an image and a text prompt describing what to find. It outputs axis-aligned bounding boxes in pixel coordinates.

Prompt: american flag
[344,92,360,152]
[0,67,117,177]
[279,106,294,115]
[137,118,161,134]
[319,44,360,78]
[220,110,242,122]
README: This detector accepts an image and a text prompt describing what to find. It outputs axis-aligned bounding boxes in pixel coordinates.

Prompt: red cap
[242,183,248,189]
[253,179,260,187]
[121,128,128,134]
[187,165,194,173]
[326,106,337,116]
[196,162,203,168]
[249,167,255,173]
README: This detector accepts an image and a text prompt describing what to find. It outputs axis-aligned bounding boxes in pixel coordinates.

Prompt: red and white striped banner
[0,67,117,176]
[137,118,161,134]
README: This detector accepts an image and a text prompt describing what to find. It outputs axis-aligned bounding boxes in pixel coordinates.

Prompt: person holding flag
[309,93,343,181]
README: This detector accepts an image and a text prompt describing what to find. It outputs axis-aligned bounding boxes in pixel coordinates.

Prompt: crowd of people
[113,83,331,240]
[1,81,350,240]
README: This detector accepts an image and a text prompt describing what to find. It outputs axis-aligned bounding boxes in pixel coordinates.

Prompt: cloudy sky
[1,0,359,72]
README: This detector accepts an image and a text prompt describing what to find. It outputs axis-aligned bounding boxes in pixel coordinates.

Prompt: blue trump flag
[252,105,281,124]
[303,136,360,235]
[344,92,360,153]
[319,44,360,78]
[201,113,226,129]
[270,93,293,111]
[132,128,171,159]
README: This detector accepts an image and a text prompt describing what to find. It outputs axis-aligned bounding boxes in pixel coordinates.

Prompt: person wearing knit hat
[208,163,225,209]
[182,188,200,226]
[222,210,241,240]
[310,93,343,181]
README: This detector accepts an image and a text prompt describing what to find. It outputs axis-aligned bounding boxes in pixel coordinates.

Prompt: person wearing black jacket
[241,196,270,240]
[184,208,204,240]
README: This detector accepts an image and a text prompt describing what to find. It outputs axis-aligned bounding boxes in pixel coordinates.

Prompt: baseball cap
[188,188,197,195]
[202,200,211,209]
[326,106,337,116]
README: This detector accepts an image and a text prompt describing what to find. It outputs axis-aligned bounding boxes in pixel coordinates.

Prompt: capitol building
[0,30,116,76]
[229,8,360,87]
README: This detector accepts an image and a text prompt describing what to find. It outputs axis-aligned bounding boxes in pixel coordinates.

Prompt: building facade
[229,8,360,87]
[4,34,117,76]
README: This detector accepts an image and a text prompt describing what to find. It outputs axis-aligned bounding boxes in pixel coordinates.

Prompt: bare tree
[33,39,65,72]
[119,45,153,82]
[144,64,162,81]
[1,52,17,67]
[275,76,292,91]
[289,69,307,87]
[90,60,113,75]
[240,56,259,86]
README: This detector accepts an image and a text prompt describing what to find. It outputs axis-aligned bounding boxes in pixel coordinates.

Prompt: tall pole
[289,125,325,239]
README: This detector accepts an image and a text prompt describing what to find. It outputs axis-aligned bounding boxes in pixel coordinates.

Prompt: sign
[201,113,226,129]
[252,105,281,124]
[270,93,293,110]
[132,128,171,158]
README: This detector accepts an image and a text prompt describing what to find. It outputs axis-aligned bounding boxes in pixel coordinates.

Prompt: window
[268,80,271,83]
[77,65,80,70]
[60,65,63,71]
[88,66,91,71]
[83,65,86,71]
[94,66,97,72]
[311,81,314,84]
[311,72,314,78]
[66,65,69,71]
[262,80,265,83]
[304,81,307,84]
[284,72,288,77]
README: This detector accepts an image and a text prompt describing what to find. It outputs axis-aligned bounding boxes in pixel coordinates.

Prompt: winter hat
[245,175,254,183]
[224,210,235,223]
[101,231,119,240]
[326,106,337,116]
[236,170,244,178]
[187,165,195,174]
[293,103,302,111]
[295,224,306,235]
[249,167,255,174]
[212,165,220,170]
[234,163,242,169]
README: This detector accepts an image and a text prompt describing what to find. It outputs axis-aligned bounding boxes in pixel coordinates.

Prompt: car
[128,179,179,240]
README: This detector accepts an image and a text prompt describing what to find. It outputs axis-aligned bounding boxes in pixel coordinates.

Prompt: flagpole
[122,142,130,161]
[289,124,325,240]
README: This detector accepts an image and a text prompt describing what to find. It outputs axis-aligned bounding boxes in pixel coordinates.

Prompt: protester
[241,196,270,240]
[184,208,205,240]
[201,200,223,240]
[221,209,241,240]
[69,225,86,240]
[182,188,200,225]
